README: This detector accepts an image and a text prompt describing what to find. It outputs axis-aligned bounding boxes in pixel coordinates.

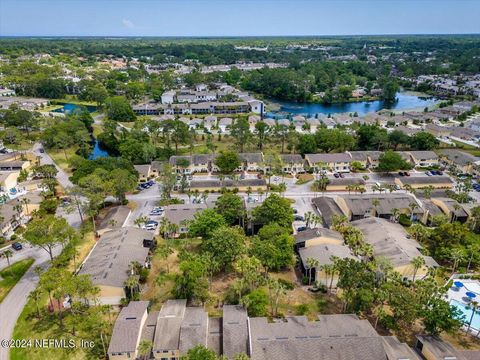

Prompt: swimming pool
[450,299,480,331]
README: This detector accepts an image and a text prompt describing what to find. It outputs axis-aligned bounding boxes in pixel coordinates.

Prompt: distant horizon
[1,33,480,39]
[1,0,479,37]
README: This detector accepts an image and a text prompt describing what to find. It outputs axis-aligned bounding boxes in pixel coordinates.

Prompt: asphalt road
[0,143,82,360]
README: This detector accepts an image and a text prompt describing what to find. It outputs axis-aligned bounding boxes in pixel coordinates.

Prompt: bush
[0,237,5,245]
[278,278,295,290]
[302,275,310,285]
[398,214,412,227]
[296,304,309,315]
[10,234,17,241]
[40,198,58,214]
[243,289,268,317]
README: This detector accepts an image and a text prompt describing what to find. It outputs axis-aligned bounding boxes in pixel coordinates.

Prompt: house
[0,160,30,171]
[248,115,261,130]
[347,151,382,169]
[407,151,439,168]
[0,200,25,238]
[108,301,150,360]
[305,153,352,173]
[294,227,344,249]
[248,99,265,115]
[299,244,356,285]
[414,335,480,360]
[311,197,345,228]
[161,90,176,104]
[164,203,207,235]
[430,198,469,223]
[335,194,423,221]
[280,154,305,174]
[134,164,152,182]
[204,115,217,130]
[188,118,203,130]
[351,217,438,280]
[306,118,320,132]
[77,227,152,305]
[169,154,213,174]
[113,300,420,360]
[218,117,233,133]
[438,149,479,174]
[239,153,263,172]
[395,176,453,190]
[320,117,337,129]
[425,124,451,138]
[0,88,15,97]
[96,206,131,236]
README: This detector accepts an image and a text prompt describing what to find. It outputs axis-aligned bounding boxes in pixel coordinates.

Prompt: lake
[266,92,437,118]
[89,140,110,160]
[53,103,97,114]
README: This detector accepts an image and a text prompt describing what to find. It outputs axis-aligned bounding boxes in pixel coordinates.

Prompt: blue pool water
[53,103,97,114]
[266,92,437,118]
[450,299,480,330]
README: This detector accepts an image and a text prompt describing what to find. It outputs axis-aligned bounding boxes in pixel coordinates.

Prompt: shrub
[398,214,412,227]
[277,278,295,290]
[296,304,309,315]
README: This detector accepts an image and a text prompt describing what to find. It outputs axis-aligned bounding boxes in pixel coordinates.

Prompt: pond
[266,92,437,118]
[89,139,110,160]
[53,103,97,114]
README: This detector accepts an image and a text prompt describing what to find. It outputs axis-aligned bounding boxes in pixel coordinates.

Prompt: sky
[1,0,479,37]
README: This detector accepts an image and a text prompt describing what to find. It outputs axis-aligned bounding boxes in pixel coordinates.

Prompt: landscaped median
[0,258,35,303]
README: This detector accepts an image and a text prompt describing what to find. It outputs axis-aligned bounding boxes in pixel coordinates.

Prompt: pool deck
[446,278,480,335]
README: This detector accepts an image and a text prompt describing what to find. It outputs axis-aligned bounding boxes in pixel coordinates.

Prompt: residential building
[111,301,421,360]
[395,175,453,190]
[415,335,480,360]
[239,153,263,172]
[294,227,344,249]
[305,153,352,173]
[77,227,153,305]
[169,154,213,174]
[311,197,345,228]
[438,149,479,174]
[407,151,439,168]
[0,200,25,238]
[108,301,150,360]
[134,164,152,182]
[430,198,469,223]
[335,194,423,221]
[280,154,305,174]
[164,203,207,235]
[326,177,366,192]
[218,117,233,133]
[351,217,438,280]
[188,179,267,192]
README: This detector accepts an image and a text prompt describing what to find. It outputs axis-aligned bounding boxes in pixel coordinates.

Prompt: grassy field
[46,147,78,173]
[0,259,35,303]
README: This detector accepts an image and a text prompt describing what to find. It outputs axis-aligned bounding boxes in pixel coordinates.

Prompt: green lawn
[0,258,34,303]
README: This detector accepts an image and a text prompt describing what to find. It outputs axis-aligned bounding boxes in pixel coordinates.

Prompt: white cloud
[122,19,134,29]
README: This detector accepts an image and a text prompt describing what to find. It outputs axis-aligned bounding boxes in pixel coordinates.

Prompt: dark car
[404,172,410,176]
[292,208,298,214]
[333,173,340,178]
[437,170,443,175]
[39,148,45,153]
[11,242,23,251]
[339,173,345,178]
[297,226,307,232]
[294,215,305,221]
[398,171,404,176]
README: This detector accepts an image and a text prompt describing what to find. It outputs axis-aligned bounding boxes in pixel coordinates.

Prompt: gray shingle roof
[299,244,356,268]
[222,305,249,358]
[398,176,453,185]
[164,204,207,225]
[108,301,149,355]
[78,227,152,288]
[438,149,479,166]
[239,153,263,163]
[311,197,344,228]
[153,300,187,351]
[342,194,423,217]
[294,228,343,244]
[306,153,352,164]
[407,151,438,161]
[351,217,438,268]
[179,307,209,352]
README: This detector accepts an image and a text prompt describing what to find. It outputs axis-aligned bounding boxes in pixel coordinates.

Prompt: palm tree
[371,198,380,217]
[411,256,425,282]
[20,198,31,215]
[467,301,479,332]
[1,249,13,266]
[409,202,418,221]
[124,275,140,300]
[306,257,318,285]
[137,340,152,360]
[134,216,148,229]
[450,248,465,275]
[391,208,400,223]
[304,211,314,228]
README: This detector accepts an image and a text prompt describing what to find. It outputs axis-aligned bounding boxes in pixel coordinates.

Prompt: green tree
[409,132,440,150]
[214,193,245,225]
[201,226,247,272]
[253,194,294,229]
[377,150,412,172]
[255,121,269,150]
[105,96,136,121]
[181,345,218,360]
[251,223,294,271]
[242,288,269,317]
[230,118,251,152]
[189,208,227,238]
[214,150,241,174]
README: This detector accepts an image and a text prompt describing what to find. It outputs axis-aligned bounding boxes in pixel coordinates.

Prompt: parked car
[297,226,307,232]
[294,215,305,221]
[292,208,298,214]
[404,172,410,176]
[11,242,22,251]
[339,173,345,178]
[398,171,404,176]
[425,171,432,176]
[333,173,340,178]
[437,170,443,175]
